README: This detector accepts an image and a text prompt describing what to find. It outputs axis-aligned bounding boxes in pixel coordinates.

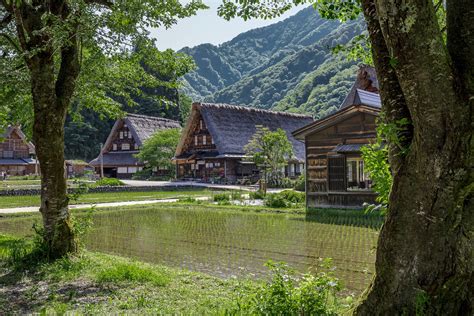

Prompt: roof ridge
[125,113,180,123]
[198,102,313,119]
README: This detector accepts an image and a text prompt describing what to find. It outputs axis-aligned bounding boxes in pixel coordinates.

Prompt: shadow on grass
[296,208,385,229]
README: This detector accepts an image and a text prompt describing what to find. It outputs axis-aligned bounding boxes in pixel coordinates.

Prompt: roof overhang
[292,104,380,140]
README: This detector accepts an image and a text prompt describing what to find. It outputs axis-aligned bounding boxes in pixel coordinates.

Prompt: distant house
[293,66,381,208]
[0,126,38,176]
[65,160,94,178]
[174,102,314,183]
[90,114,181,179]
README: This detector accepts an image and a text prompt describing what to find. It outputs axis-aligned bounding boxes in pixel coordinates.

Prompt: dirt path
[0,196,210,214]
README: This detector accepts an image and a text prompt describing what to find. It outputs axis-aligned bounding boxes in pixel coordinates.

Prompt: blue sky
[150,1,303,51]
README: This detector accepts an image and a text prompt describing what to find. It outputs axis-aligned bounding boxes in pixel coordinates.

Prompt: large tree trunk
[12,2,81,259]
[355,0,473,314]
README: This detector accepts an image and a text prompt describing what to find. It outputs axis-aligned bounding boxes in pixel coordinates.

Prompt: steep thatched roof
[90,114,180,166]
[0,125,35,154]
[340,65,380,109]
[124,114,181,146]
[177,103,313,161]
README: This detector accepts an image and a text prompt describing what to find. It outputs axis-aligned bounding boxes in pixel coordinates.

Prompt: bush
[178,196,197,203]
[93,177,125,187]
[279,190,305,204]
[230,191,243,201]
[249,190,266,200]
[294,175,305,191]
[231,260,342,315]
[268,177,295,189]
[264,193,288,208]
[213,193,230,202]
[131,169,152,180]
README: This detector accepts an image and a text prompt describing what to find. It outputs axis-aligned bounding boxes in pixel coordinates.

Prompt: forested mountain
[180,7,365,118]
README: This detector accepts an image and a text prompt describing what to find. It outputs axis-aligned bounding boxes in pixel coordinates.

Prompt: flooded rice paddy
[0,204,381,293]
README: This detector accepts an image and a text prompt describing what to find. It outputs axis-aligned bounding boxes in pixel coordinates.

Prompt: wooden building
[0,126,38,176]
[293,66,381,208]
[65,160,94,178]
[89,114,181,179]
[174,102,313,183]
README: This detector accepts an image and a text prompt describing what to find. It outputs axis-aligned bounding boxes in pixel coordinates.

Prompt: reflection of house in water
[90,114,181,179]
[293,66,381,208]
[174,102,313,183]
[0,126,38,176]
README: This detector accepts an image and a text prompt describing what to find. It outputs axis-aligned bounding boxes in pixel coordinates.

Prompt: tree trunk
[355,0,474,314]
[11,1,81,259]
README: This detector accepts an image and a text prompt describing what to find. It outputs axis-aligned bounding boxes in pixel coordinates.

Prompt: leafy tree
[244,126,294,187]
[135,128,181,178]
[219,0,474,313]
[0,0,206,258]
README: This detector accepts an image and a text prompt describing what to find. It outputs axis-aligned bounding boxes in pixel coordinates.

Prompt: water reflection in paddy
[0,204,380,293]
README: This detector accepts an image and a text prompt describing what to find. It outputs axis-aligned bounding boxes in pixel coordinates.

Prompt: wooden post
[99,143,104,178]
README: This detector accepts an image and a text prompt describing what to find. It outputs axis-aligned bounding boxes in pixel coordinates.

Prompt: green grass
[0,189,213,209]
[0,234,254,314]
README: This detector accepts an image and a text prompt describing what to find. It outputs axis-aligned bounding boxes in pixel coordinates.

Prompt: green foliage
[264,190,305,208]
[135,128,181,177]
[294,174,305,191]
[249,190,266,200]
[231,260,341,315]
[96,262,170,286]
[245,126,294,186]
[333,33,373,65]
[264,193,288,208]
[93,178,125,187]
[361,116,411,213]
[269,177,295,189]
[213,193,231,202]
[279,190,305,204]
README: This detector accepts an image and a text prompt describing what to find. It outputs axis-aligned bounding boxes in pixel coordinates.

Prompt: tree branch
[359,0,412,174]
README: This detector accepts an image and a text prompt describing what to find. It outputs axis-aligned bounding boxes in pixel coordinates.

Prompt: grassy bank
[0,189,213,209]
[0,234,252,314]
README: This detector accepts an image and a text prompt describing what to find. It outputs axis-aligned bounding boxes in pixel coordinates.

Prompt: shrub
[178,196,197,203]
[294,175,305,192]
[249,190,266,200]
[279,190,305,204]
[230,191,243,201]
[131,169,152,180]
[231,260,342,315]
[213,193,230,202]
[264,193,288,208]
[268,177,295,189]
[93,177,125,187]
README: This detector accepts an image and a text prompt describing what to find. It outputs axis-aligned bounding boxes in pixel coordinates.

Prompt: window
[128,166,137,173]
[128,132,132,139]
[200,120,203,129]
[119,132,123,139]
[346,158,371,190]
[215,162,220,167]
[113,144,117,151]
[121,143,130,150]
[328,156,346,191]
[117,167,127,173]
[194,135,198,146]
[134,144,139,150]
[203,135,207,145]
[3,151,13,158]
[211,137,214,144]
[123,131,128,137]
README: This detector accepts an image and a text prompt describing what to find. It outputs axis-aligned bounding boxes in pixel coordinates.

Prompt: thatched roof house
[292,65,381,208]
[90,114,180,178]
[175,102,313,182]
[0,125,38,176]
